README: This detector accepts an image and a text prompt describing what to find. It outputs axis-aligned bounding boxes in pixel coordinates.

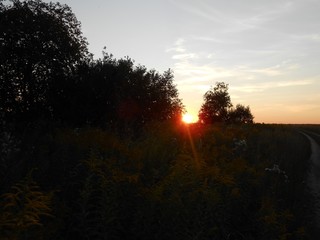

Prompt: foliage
[0,0,88,120]
[198,82,254,124]
[1,122,313,239]
[0,113,20,185]
[0,171,53,239]
[0,0,183,129]
[199,82,232,124]
[228,104,254,124]
[56,54,184,129]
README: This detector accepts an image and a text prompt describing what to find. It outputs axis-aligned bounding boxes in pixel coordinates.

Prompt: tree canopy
[228,104,254,124]
[198,82,254,124]
[58,53,184,129]
[0,0,183,130]
[198,82,233,124]
[0,0,88,120]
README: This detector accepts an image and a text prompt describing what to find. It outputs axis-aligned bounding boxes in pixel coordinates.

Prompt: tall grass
[0,122,315,239]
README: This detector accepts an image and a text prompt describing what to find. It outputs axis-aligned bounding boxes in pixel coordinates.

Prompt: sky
[47,0,320,123]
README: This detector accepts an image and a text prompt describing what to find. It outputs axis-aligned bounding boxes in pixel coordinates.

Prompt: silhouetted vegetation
[0,120,315,239]
[56,53,183,130]
[198,82,254,124]
[0,0,89,121]
[0,0,183,131]
[0,1,318,239]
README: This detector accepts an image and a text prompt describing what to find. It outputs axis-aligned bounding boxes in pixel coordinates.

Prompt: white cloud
[232,79,314,93]
[172,53,198,60]
[292,34,320,42]
[165,38,186,53]
[191,36,227,44]
[169,40,304,91]
[245,62,299,77]
[174,61,234,82]
[166,47,185,53]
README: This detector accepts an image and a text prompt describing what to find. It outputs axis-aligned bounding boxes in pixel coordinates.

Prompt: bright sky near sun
[47,0,320,123]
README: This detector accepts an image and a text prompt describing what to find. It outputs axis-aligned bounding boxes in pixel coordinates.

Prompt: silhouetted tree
[0,0,88,121]
[199,82,254,124]
[145,68,183,121]
[56,51,184,129]
[53,53,117,126]
[228,104,254,124]
[198,82,232,124]
[0,0,183,131]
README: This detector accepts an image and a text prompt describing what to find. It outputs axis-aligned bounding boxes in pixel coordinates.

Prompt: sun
[182,113,194,124]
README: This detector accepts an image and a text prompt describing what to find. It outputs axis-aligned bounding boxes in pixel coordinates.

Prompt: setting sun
[182,113,195,124]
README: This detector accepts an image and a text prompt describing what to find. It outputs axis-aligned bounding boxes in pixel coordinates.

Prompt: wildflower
[233,138,247,149]
[265,164,289,182]
[232,138,247,155]
[265,164,281,174]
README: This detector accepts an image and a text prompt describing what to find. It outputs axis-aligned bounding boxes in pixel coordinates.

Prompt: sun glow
[182,113,195,124]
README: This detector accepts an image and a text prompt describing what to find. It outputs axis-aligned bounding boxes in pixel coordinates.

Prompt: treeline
[49,55,183,131]
[0,1,253,129]
[0,0,183,132]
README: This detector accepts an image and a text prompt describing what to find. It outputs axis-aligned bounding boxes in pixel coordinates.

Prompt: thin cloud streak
[232,79,314,93]
[172,53,198,60]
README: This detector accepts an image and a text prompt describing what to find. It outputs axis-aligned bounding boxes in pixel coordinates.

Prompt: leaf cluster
[0,171,53,239]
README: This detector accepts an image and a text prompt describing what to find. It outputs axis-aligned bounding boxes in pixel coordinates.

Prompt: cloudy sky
[50,0,320,123]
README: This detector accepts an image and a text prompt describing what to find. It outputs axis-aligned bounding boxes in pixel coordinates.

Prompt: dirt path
[301,132,320,232]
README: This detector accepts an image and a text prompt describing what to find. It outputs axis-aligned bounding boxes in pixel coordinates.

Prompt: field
[1,121,319,239]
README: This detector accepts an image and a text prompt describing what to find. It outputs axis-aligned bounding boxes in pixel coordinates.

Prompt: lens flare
[182,113,194,124]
